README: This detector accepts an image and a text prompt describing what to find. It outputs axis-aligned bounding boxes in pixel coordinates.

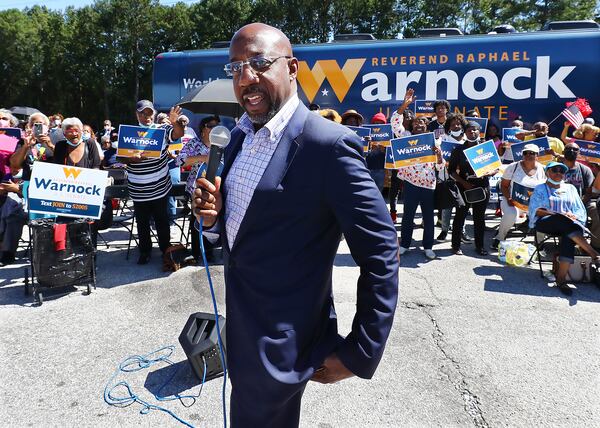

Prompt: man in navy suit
[194,23,399,427]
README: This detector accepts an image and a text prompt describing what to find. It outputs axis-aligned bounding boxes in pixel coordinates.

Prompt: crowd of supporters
[1,96,600,294]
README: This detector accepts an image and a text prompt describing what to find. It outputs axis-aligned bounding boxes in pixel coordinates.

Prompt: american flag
[561,103,584,128]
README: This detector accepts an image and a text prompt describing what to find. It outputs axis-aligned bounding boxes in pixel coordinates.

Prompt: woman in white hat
[491,143,546,249]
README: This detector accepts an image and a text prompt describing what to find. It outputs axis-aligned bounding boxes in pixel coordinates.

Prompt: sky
[0,0,196,11]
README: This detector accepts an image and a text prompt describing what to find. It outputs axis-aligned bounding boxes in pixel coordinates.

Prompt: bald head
[229,23,298,127]
[231,23,293,58]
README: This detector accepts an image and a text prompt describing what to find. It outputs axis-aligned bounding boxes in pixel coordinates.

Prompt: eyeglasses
[549,167,565,174]
[224,55,291,77]
[522,151,537,156]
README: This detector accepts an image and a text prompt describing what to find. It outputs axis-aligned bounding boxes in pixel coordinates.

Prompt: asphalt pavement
[1,207,599,427]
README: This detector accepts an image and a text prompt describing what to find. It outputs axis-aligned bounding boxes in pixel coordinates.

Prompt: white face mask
[82,131,91,141]
[111,142,118,149]
[54,120,61,126]
[449,129,463,137]
[0,119,10,128]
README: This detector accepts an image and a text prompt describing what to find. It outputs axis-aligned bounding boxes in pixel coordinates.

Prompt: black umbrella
[177,79,244,118]
[9,106,41,117]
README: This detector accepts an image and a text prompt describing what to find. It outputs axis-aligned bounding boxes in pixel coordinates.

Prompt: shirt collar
[237,94,299,143]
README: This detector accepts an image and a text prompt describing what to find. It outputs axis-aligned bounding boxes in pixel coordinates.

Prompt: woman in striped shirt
[118,100,184,265]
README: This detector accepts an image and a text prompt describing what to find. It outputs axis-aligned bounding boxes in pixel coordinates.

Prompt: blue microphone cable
[198,217,228,428]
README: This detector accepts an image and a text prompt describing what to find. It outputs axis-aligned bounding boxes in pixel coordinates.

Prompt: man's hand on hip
[310,353,354,384]
[193,176,222,228]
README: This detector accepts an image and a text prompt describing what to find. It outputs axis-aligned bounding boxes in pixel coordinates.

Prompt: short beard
[247,104,279,126]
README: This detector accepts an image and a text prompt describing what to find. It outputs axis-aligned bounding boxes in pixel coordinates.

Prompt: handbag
[552,255,593,283]
[463,187,486,204]
[434,170,464,209]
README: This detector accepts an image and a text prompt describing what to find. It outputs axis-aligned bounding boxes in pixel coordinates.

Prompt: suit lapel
[230,103,309,252]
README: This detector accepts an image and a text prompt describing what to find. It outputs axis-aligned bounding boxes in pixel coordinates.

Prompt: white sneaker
[424,249,436,259]
[399,246,409,255]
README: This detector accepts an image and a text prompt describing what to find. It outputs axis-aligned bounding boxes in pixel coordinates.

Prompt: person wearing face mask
[49,113,65,146]
[528,162,600,296]
[516,121,564,157]
[10,113,55,183]
[53,118,101,169]
[176,114,221,262]
[83,124,103,162]
[101,120,115,138]
[438,113,471,242]
[449,121,496,255]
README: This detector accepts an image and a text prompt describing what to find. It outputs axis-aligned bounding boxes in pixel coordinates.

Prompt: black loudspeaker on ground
[179,312,227,381]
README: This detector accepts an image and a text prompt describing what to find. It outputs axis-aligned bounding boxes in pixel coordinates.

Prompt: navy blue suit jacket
[219,102,399,394]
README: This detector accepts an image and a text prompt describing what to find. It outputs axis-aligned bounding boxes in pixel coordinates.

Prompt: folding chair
[528,230,560,278]
[103,184,138,259]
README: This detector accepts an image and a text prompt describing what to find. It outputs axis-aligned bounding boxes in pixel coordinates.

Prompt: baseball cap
[545,161,568,173]
[522,143,540,153]
[136,99,155,112]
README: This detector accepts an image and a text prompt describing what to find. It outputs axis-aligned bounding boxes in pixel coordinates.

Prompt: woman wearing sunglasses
[490,143,546,249]
[176,115,220,262]
[528,161,600,295]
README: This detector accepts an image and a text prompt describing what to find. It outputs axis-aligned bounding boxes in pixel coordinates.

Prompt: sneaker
[436,231,447,241]
[452,247,463,255]
[556,282,573,296]
[424,249,436,259]
[490,238,500,250]
[399,246,408,255]
[461,232,473,243]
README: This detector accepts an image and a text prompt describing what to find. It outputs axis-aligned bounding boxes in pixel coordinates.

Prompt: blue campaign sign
[414,100,436,117]
[502,128,521,144]
[117,125,166,158]
[464,140,501,177]
[391,132,437,168]
[346,125,371,154]
[511,181,535,211]
[576,140,600,164]
[465,117,488,136]
[511,136,552,163]
[363,124,393,147]
[440,140,462,161]
[384,146,395,169]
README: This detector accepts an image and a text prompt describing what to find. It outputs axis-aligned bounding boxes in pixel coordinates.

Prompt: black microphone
[203,125,231,184]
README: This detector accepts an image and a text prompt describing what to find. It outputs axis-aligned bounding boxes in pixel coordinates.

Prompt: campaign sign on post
[364,124,393,148]
[465,117,488,137]
[464,140,501,178]
[511,182,535,211]
[576,140,600,164]
[0,128,21,154]
[414,100,436,117]
[502,128,521,144]
[391,132,437,168]
[511,137,552,163]
[384,146,395,169]
[440,140,462,161]
[117,125,166,158]
[346,126,371,154]
[28,162,108,219]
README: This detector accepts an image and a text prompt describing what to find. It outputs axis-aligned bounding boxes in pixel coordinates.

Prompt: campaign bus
[153,26,600,133]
